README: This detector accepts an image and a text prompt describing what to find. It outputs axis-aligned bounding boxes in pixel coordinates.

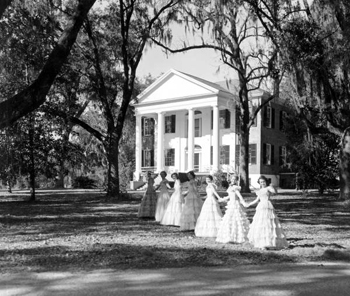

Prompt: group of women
[137,171,288,250]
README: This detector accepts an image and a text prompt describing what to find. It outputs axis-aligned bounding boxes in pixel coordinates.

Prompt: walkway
[2,262,349,296]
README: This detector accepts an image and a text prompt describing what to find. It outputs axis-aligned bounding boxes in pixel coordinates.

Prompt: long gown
[248,187,289,249]
[216,185,250,243]
[137,178,157,218]
[195,184,223,237]
[160,179,184,226]
[155,179,171,222]
[179,179,203,231]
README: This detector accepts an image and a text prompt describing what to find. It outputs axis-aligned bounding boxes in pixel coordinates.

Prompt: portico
[132,69,237,181]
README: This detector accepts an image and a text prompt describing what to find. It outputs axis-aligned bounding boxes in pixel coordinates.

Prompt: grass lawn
[0,189,350,273]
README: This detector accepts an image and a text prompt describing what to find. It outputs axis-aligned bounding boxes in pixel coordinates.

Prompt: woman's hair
[171,173,178,179]
[257,175,268,184]
[206,175,213,181]
[160,171,167,177]
[147,171,152,176]
[187,171,196,178]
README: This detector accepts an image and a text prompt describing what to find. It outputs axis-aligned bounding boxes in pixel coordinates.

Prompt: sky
[137,44,238,83]
[136,24,238,84]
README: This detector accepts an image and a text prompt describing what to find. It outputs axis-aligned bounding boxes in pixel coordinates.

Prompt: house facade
[131,69,293,189]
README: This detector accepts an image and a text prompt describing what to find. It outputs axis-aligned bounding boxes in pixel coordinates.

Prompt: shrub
[72,176,97,189]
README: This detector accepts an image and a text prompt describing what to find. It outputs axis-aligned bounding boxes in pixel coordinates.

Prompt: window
[236,144,257,165]
[211,109,231,129]
[279,146,287,167]
[194,153,200,171]
[249,144,257,165]
[195,118,202,137]
[165,115,176,133]
[142,149,154,167]
[220,145,230,165]
[211,145,230,165]
[185,111,201,137]
[142,117,154,136]
[164,148,175,166]
[263,106,275,128]
[220,109,231,129]
[263,143,274,165]
[279,111,287,131]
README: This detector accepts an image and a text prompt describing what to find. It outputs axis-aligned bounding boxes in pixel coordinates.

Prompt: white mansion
[131,69,293,189]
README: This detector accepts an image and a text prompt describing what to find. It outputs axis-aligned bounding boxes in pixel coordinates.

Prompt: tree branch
[0,0,96,129]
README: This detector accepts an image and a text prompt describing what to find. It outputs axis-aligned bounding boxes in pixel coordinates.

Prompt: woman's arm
[211,185,222,201]
[246,195,260,207]
[235,190,248,207]
[268,184,277,194]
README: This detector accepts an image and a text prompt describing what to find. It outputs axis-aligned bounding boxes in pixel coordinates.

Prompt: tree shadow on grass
[244,193,350,226]
[1,189,350,273]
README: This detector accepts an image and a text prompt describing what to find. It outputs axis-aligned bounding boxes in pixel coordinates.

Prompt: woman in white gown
[216,176,250,244]
[247,175,288,250]
[155,171,172,222]
[179,171,203,231]
[195,175,223,237]
[160,173,184,226]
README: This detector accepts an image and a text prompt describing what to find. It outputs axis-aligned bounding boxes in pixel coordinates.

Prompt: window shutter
[210,146,213,165]
[211,110,213,130]
[171,115,176,133]
[225,109,231,128]
[142,150,144,167]
[150,150,154,166]
[141,117,144,136]
[271,145,275,165]
[279,111,283,130]
[272,108,275,129]
[279,146,282,166]
[250,144,257,164]
[263,107,268,127]
[263,143,267,164]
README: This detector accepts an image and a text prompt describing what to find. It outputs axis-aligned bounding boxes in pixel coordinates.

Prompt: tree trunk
[28,115,36,202]
[238,78,251,193]
[239,129,251,193]
[339,127,350,200]
[105,135,120,197]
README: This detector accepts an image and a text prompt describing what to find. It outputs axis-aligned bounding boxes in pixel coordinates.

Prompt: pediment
[137,69,223,105]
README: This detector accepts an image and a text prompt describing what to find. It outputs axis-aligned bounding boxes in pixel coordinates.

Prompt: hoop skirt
[138,179,157,218]
[195,184,223,237]
[216,186,250,243]
[179,179,203,231]
[155,180,171,222]
[248,187,288,249]
[160,180,184,226]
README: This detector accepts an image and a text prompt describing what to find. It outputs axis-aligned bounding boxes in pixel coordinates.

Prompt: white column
[213,105,220,170]
[187,108,194,171]
[156,112,164,172]
[134,115,142,180]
